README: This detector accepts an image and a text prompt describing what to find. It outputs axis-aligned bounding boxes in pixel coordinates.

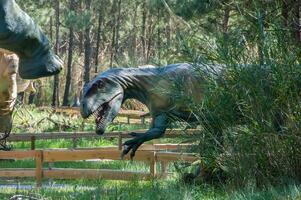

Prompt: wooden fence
[2,127,199,187]
[8,129,199,150]
[0,148,197,187]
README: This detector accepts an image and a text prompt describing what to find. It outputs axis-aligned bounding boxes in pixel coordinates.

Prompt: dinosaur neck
[110,68,157,106]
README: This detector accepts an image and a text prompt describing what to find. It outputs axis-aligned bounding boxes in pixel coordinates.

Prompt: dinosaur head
[0,0,63,79]
[0,53,18,134]
[80,77,124,135]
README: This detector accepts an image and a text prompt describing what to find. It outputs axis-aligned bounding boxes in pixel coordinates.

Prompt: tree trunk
[94,9,103,74]
[49,16,53,42]
[222,7,230,34]
[79,31,84,55]
[157,6,161,64]
[282,0,289,28]
[115,0,122,58]
[52,0,60,107]
[62,0,75,106]
[83,0,92,84]
[109,0,117,68]
[146,16,154,63]
[141,0,147,63]
[293,2,301,43]
[130,3,139,62]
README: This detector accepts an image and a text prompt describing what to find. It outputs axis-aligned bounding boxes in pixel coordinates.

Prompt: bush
[174,17,301,187]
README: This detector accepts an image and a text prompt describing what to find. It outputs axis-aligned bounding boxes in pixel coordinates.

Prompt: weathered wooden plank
[44,169,151,181]
[70,143,193,151]
[43,149,153,162]
[8,132,101,141]
[0,150,36,160]
[0,169,35,177]
[41,107,150,119]
[156,152,198,162]
[7,129,198,142]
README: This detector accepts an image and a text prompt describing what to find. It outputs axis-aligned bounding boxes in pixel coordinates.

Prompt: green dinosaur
[80,63,218,158]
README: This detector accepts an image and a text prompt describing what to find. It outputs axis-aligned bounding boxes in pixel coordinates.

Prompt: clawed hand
[121,132,144,160]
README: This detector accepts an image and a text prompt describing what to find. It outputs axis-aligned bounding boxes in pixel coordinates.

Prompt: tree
[83,0,93,85]
[52,0,60,107]
[62,0,76,106]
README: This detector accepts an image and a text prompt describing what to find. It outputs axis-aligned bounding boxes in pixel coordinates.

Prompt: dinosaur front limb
[122,114,168,159]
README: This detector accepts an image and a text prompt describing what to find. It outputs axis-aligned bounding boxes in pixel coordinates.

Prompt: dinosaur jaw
[19,52,63,79]
[92,93,123,135]
[93,101,110,135]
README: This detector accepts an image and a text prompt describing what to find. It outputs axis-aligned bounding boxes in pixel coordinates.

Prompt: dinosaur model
[80,63,218,158]
[0,51,35,150]
[0,0,63,79]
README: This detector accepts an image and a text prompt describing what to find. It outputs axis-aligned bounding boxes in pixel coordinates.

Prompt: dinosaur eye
[97,81,104,88]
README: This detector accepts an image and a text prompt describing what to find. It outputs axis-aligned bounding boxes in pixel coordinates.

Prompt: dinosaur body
[0,0,63,79]
[0,51,34,150]
[81,63,219,158]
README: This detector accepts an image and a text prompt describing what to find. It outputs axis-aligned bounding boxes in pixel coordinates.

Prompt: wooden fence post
[35,150,43,187]
[150,152,157,177]
[118,134,122,150]
[31,136,35,150]
[72,133,77,149]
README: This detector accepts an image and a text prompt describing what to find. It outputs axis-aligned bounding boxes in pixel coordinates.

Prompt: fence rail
[39,107,151,124]
[2,127,200,187]
[7,129,199,150]
[0,148,198,187]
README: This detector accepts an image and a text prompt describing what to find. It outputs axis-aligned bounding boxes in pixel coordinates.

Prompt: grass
[0,179,300,199]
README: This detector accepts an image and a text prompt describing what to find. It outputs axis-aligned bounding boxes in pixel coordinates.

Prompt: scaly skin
[81,63,220,158]
[0,51,34,150]
[0,0,63,79]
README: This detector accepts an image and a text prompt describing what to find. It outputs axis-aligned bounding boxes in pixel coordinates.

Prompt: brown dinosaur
[0,51,34,150]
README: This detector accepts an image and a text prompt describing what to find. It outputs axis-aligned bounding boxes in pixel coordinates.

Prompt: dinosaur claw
[121,138,144,160]
[130,151,135,160]
[123,145,129,151]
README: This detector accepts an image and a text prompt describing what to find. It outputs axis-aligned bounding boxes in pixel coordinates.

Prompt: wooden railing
[38,107,151,124]
[8,129,199,150]
[0,148,198,187]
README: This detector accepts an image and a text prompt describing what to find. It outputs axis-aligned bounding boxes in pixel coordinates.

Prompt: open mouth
[91,93,122,133]
[93,101,110,131]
